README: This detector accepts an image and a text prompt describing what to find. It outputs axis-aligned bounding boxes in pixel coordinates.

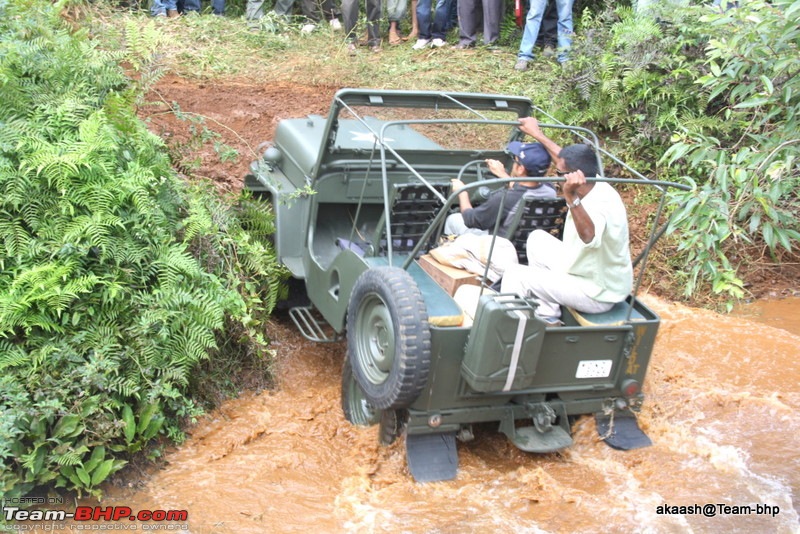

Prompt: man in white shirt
[501,117,633,325]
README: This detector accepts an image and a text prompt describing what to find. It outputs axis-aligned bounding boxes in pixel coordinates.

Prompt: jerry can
[461,294,546,392]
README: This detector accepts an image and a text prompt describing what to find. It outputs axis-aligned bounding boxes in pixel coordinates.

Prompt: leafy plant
[558,3,713,171]
[664,0,800,304]
[0,0,285,499]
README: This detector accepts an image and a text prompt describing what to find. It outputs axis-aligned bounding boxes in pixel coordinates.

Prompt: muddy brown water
[67,296,799,533]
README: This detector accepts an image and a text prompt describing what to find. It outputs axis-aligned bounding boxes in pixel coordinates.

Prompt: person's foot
[329,18,342,31]
[411,38,431,50]
[453,41,474,50]
[301,23,316,33]
[542,45,555,58]
[370,44,382,53]
[430,38,447,48]
[389,28,403,45]
[154,10,167,16]
[167,9,179,17]
[514,59,529,71]
[346,42,358,55]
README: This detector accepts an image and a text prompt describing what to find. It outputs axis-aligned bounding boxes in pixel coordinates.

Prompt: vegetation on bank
[0,0,796,500]
[0,0,286,499]
[87,0,798,303]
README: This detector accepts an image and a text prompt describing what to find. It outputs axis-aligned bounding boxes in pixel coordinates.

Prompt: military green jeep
[245,89,689,482]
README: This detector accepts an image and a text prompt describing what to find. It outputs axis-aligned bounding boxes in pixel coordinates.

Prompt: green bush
[559,3,714,171]
[663,0,800,303]
[551,1,798,304]
[0,0,285,498]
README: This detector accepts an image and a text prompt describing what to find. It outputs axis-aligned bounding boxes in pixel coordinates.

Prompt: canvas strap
[503,310,527,391]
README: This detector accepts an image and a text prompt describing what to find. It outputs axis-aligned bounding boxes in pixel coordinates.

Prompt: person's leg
[501,265,613,322]
[517,0,546,61]
[273,0,294,16]
[408,0,419,39]
[537,0,557,50]
[386,0,407,43]
[211,0,224,14]
[504,231,615,321]
[444,213,489,236]
[319,0,338,20]
[246,0,265,19]
[165,0,179,15]
[444,213,468,235]
[446,0,457,31]
[181,0,200,14]
[341,0,359,42]
[431,0,451,39]
[456,0,478,47]
[554,0,573,62]
[481,0,502,45]
[299,0,323,23]
[365,0,383,47]
[151,0,167,16]
[415,0,433,40]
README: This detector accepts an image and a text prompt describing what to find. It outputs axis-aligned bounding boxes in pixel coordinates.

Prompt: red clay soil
[139,76,799,302]
[141,76,338,193]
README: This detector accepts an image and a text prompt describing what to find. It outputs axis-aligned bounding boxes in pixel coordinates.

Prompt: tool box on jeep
[245,89,689,482]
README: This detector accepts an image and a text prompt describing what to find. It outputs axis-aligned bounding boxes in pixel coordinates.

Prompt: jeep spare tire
[347,267,431,410]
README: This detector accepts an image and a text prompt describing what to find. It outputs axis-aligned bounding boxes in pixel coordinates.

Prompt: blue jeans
[151,0,176,15]
[517,0,573,62]
[416,0,452,40]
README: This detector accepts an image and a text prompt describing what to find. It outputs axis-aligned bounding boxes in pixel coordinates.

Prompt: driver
[500,117,633,326]
[444,141,555,236]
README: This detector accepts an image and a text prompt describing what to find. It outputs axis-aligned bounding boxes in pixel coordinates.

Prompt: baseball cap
[506,141,551,175]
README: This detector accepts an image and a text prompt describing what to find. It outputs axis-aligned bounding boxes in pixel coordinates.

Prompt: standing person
[342,0,382,52]
[454,0,504,49]
[514,0,573,70]
[445,142,554,235]
[537,0,559,56]
[246,0,265,20]
[501,117,633,325]
[151,0,179,17]
[411,0,453,49]
[273,0,341,32]
[387,0,418,44]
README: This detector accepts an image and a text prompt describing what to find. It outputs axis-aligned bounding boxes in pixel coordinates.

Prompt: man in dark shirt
[445,141,555,236]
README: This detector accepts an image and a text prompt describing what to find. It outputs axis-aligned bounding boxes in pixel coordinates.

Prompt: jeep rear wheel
[347,267,431,410]
[341,359,381,426]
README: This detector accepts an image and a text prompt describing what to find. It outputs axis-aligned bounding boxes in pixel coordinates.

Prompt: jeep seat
[504,196,568,262]
[567,300,646,327]
[372,183,450,257]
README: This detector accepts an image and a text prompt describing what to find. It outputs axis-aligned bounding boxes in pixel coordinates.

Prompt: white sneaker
[431,38,446,48]
[411,38,431,50]
[301,23,316,33]
[329,18,342,30]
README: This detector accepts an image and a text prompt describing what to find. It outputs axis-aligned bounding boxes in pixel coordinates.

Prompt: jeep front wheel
[347,267,431,410]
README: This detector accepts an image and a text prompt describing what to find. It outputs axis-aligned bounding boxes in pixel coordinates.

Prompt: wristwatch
[569,196,581,209]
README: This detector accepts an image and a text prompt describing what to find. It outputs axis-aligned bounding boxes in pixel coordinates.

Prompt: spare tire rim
[356,293,395,385]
